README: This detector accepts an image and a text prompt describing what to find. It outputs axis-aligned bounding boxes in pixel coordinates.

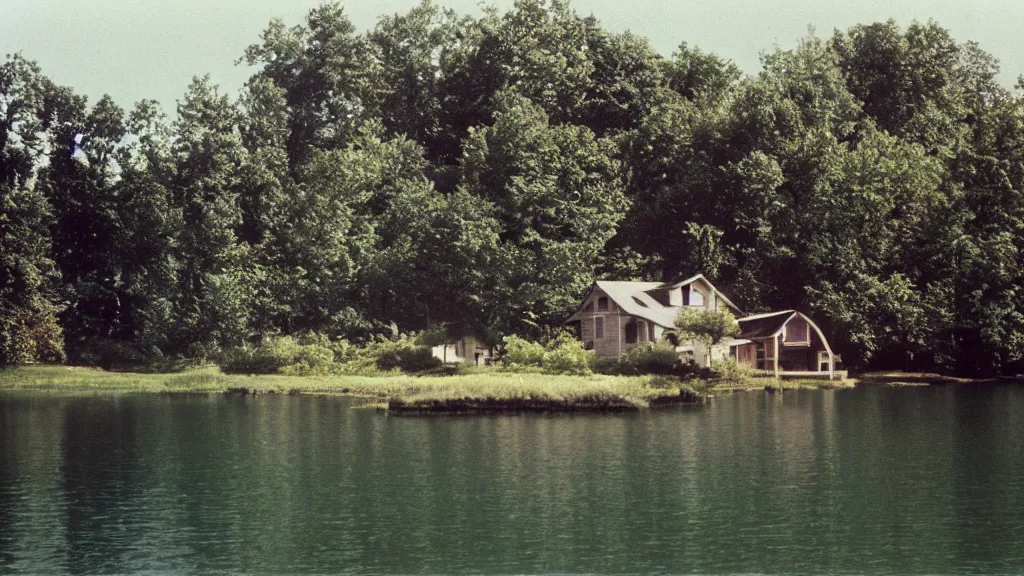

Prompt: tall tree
[0,55,65,365]
[459,91,628,333]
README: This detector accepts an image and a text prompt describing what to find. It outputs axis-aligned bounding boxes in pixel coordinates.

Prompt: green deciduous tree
[0,55,65,365]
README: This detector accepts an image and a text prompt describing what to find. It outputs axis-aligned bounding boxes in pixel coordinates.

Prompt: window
[783,318,811,346]
[689,287,705,307]
[638,320,647,342]
[595,316,605,340]
[597,296,609,311]
[649,323,656,342]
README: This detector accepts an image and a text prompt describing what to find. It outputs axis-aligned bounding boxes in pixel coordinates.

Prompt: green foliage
[365,334,442,373]
[221,336,305,375]
[541,332,593,375]
[709,358,752,383]
[588,356,621,375]
[673,309,741,346]
[501,335,546,369]
[0,55,66,366]
[279,344,335,376]
[617,342,680,376]
[3,11,1024,377]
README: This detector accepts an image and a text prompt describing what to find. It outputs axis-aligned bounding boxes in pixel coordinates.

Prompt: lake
[2,385,1024,574]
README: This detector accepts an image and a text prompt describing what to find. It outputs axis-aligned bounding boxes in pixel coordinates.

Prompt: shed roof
[737,310,795,339]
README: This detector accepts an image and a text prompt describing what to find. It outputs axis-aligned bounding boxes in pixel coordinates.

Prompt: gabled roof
[595,281,679,328]
[568,275,741,329]
[659,273,743,314]
[737,310,795,339]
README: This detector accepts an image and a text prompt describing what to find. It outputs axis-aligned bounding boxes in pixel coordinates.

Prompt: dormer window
[597,296,609,311]
[632,296,648,308]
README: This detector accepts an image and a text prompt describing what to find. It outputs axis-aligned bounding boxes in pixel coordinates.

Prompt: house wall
[735,343,758,368]
[584,312,623,358]
[575,288,624,358]
[432,336,494,365]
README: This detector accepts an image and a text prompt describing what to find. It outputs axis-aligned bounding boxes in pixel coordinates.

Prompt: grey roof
[594,280,680,328]
[567,276,744,329]
[662,273,742,314]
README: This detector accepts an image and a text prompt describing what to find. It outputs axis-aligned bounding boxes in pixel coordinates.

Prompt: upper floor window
[597,296,609,311]
[783,318,810,345]
[689,287,705,307]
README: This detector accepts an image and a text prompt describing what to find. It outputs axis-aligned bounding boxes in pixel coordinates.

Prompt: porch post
[829,350,835,381]
[773,335,780,379]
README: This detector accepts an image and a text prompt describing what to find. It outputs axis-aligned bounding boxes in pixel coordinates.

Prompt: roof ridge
[739,310,795,321]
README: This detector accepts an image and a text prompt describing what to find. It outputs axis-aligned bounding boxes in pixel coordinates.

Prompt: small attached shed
[731,311,837,379]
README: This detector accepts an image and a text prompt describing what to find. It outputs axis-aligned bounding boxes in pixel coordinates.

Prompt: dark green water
[2,386,1024,575]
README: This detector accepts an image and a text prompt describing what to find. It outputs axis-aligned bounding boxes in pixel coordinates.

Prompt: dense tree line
[2,0,1022,375]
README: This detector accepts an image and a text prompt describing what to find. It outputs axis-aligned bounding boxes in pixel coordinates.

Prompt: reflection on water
[2,386,1024,574]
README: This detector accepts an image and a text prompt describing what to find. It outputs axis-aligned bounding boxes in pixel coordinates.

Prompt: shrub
[0,305,66,366]
[542,333,593,375]
[502,335,545,368]
[589,355,620,375]
[75,338,145,370]
[619,342,679,376]
[710,357,752,383]
[365,334,441,373]
[221,336,303,374]
[328,339,360,364]
[280,344,335,376]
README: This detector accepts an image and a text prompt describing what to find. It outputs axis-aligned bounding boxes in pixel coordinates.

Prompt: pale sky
[2,0,1021,115]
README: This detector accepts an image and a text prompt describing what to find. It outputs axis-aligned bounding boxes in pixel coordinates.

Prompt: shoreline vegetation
[8,365,1022,415]
[0,366,698,413]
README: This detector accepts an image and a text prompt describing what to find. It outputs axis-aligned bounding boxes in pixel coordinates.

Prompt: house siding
[735,342,758,368]
[574,288,624,358]
[593,312,623,357]
[432,335,494,365]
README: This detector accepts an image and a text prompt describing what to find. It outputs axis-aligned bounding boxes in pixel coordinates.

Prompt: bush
[542,333,593,375]
[221,336,303,374]
[502,335,545,368]
[327,338,360,364]
[618,342,679,376]
[280,344,335,376]
[710,357,752,383]
[589,355,620,375]
[365,334,441,373]
[75,338,146,370]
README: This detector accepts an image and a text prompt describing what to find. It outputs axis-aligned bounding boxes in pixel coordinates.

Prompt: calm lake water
[2,386,1024,575]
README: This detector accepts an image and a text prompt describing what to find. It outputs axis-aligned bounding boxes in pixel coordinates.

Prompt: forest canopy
[2,0,1022,376]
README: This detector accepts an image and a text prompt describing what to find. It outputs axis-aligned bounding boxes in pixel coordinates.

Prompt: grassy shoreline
[7,366,1007,414]
[0,365,699,413]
